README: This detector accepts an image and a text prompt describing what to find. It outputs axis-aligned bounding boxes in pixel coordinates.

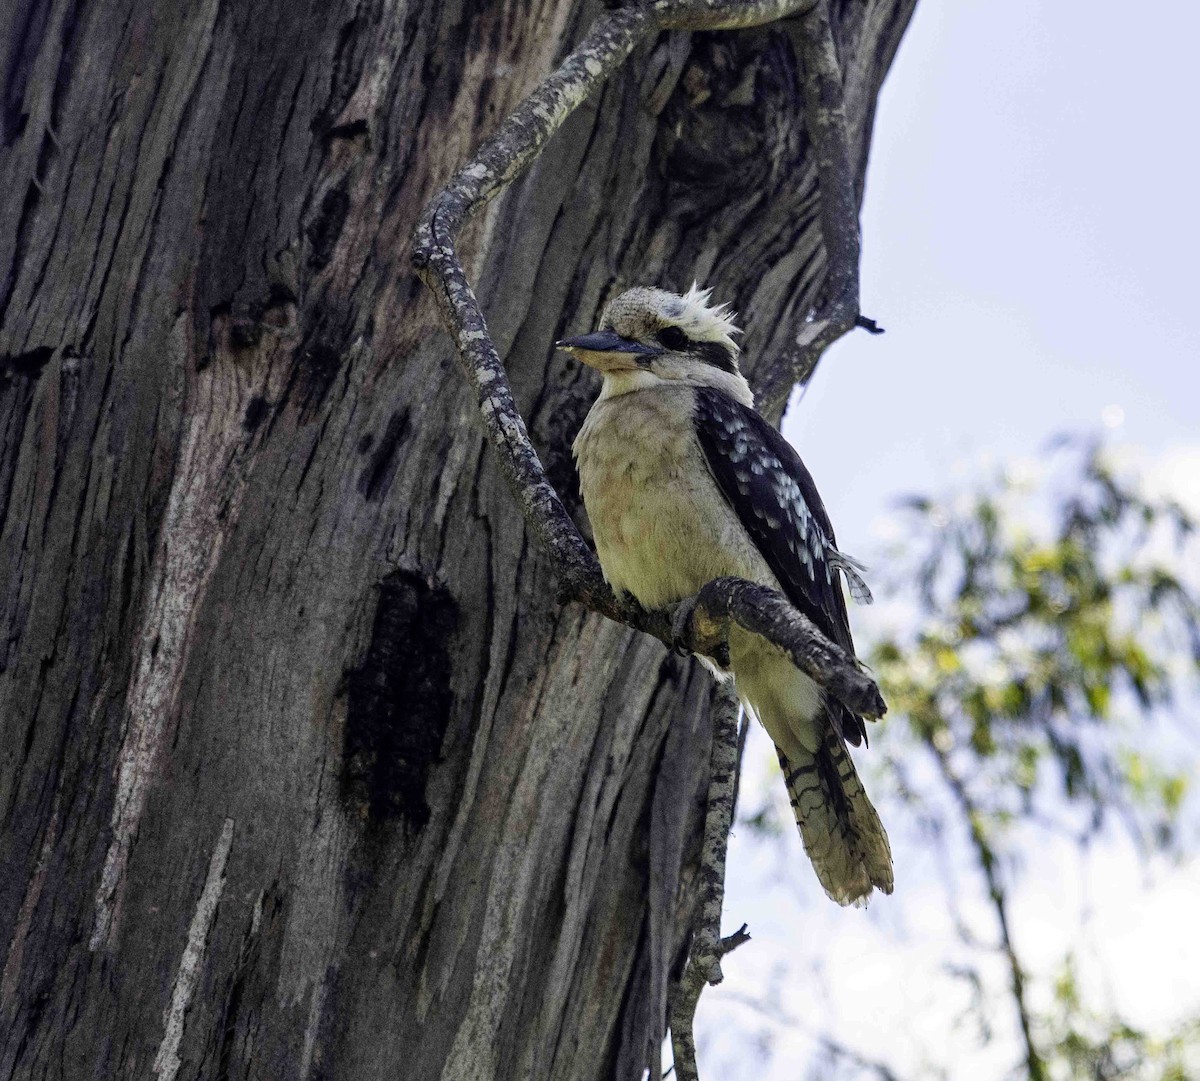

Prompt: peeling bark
[0,1,915,1078]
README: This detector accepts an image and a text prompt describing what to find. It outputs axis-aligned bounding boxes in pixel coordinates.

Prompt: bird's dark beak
[556,330,662,371]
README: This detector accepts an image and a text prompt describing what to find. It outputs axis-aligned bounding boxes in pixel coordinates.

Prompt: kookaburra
[562,284,893,905]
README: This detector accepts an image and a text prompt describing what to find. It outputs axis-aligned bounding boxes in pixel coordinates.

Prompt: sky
[696,1,1200,1077]
[787,0,1200,550]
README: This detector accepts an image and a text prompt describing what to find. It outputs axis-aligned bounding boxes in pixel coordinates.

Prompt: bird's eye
[656,326,690,351]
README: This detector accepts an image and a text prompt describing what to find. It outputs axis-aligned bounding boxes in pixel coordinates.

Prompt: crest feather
[678,281,742,353]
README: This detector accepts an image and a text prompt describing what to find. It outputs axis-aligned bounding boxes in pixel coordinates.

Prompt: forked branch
[411,3,883,1074]
[411,0,880,715]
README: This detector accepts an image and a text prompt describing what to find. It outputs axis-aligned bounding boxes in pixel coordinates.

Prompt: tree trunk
[0,1,913,1078]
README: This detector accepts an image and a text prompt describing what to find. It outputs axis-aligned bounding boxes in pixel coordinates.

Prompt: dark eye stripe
[652,324,739,374]
[694,339,739,374]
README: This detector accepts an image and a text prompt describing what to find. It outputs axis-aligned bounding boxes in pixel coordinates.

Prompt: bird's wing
[693,387,873,743]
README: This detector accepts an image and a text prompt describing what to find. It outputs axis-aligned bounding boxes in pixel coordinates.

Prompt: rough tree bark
[0,1,914,1079]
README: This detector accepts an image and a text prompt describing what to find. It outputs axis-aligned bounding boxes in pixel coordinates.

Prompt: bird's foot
[671,594,731,667]
[670,596,698,657]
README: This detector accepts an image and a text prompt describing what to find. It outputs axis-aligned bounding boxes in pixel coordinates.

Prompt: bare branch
[758,0,877,415]
[668,683,750,1081]
[927,741,1049,1081]
[653,0,817,31]
[720,989,919,1081]
[411,0,881,715]
[410,4,888,1076]
[412,5,653,613]
[817,1034,907,1081]
[676,577,886,719]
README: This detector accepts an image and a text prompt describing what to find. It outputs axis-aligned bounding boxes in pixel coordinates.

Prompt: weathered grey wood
[668,682,748,1081]
[411,0,888,734]
[0,1,915,1078]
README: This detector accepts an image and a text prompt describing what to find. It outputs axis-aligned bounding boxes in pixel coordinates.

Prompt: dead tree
[0,1,913,1078]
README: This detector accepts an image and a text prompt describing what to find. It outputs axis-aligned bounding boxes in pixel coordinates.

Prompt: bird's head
[557,284,751,404]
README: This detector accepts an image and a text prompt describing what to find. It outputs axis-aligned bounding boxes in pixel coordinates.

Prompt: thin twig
[412,6,652,613]
[757,0,876,415]
[667,683,750,1081]
[720,989,917,1081]
[927,741,1048,1081]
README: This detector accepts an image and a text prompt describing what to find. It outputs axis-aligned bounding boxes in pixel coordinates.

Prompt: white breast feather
[573,383,827,747]
[573,387,773,610]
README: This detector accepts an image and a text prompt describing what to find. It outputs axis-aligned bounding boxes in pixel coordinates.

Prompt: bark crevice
[0,0,916,1075]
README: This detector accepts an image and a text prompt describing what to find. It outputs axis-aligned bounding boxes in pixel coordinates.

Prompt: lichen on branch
[667,682,750,1081]
[411,2,882,1075]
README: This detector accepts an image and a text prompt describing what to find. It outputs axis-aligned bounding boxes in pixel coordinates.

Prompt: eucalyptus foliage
[868,437,1200,1081]
[739,437,1200,1081]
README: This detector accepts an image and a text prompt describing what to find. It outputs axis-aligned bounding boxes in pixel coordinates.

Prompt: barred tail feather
[778,729,893,905]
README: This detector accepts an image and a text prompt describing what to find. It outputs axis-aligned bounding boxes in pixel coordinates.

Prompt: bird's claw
[671,595,699,656]
[671,594,731,667]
